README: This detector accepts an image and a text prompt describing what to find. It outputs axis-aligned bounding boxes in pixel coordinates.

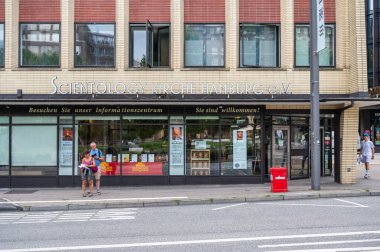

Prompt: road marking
[1,230,380,251]
[334,198,368,207]
[0,196,188,205]
[258,238,380,248]
[255,202,365,208]
[212,203,248,210]
[270,247,380,252]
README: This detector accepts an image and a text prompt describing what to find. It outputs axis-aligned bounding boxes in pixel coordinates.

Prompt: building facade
[0,0,373,187]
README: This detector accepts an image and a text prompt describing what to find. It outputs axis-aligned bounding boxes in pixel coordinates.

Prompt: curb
[15,191,380,212]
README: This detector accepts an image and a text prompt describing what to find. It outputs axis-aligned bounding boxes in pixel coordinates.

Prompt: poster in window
[233,129,247,169]
[170,125,184,175]
[60,127,73,166]
[375,127,380,145]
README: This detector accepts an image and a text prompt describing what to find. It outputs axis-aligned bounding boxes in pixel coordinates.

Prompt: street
[1,196,380,251]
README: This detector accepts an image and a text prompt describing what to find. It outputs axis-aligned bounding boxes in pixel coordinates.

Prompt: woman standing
[80,151,95,197]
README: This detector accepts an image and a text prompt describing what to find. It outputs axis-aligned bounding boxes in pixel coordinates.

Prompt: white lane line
[2,231,380,251]
[334,198,368,208]
[258,238,380,248]
[212,203,248,211]
[270,246,380,252]
[0,196,188,204]
[255,202,364,208]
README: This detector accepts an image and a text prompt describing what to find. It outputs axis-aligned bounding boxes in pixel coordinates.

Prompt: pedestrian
[90,142,104,195]
[360,132,375,179]
[80,151,95,197]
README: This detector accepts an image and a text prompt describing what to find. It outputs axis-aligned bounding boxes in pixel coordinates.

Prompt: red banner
[100,162,163,175]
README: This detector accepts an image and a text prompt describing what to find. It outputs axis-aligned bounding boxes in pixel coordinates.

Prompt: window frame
[294,23,336,68]
[184,23,226,68]
[74,22,116,68]
[129,22,171,68]
[239,23,280,68]
[19,22,61,68]
[0,23,4,68]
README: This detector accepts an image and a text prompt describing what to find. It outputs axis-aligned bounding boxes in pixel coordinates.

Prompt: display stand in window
[190,150,210,176]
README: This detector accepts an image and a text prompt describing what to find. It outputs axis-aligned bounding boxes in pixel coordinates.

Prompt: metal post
[310,0,321,190]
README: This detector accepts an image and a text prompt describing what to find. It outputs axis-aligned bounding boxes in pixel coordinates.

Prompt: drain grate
[4,190,37,194]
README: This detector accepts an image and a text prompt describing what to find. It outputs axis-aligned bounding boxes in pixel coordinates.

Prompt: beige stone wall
[339,104,360,184]
[0,0,364,97]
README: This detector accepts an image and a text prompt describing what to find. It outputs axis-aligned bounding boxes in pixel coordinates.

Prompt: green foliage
[22,48,59,66]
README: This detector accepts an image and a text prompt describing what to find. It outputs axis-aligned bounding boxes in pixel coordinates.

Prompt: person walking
[80,151,95,197]
[89,142,104,195]
[360,132,375,179]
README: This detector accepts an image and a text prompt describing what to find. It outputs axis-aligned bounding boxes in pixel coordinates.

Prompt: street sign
[317,0,326,52]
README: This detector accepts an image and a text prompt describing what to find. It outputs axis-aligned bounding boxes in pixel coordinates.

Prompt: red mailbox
[270,167,288,192]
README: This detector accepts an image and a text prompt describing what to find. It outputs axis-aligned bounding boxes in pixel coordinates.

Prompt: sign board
[317,0,326,52]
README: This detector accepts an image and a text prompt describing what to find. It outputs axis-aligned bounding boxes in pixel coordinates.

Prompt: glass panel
[272,127,289,170]
[0,24,4,67]
[290,125,309,178]
[12,116,57,124]
[75,116,120,122]
[170,116,184,124]
[240,25,278,67]
[185,25,225,67]
[186,116,219,124]
[0,116,9,124]
[122,123,168,176]
[295,25,310,67]
[20,24,60,67]
[59,116,73,124]
[59,126,73,175]
[319,26,335,66]
[77,120,120,176]
[131,27,146,67]
[12,126,57,167]
[186,124,219,176]
[272,116,290,125]
[75,24,115,67]
[157,27,170,67]
[123,116,168,124]
[0,126,9,175]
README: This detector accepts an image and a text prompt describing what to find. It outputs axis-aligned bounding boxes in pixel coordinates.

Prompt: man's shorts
[94,171,101,180]
[362,154,371,163]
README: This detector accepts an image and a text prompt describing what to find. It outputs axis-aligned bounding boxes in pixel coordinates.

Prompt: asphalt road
[1,196,380,252]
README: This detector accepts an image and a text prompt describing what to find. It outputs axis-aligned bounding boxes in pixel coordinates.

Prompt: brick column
[225,0,238,69]
[281,0,294,69]
[171,0,183,69]
[116,0,127,69]
[339,105,359,184]
[5,0,18,69]
[61,0,73,70]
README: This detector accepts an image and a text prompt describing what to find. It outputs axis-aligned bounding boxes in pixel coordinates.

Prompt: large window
[130,23,170,68]
[75,24,115,67]
[185,24,225,67]
[0,117,9,176]
[11,117,57,176]
[20,24,60,67]
[0,24,4,67]
[240,24,279,67]
[295,24,335,67]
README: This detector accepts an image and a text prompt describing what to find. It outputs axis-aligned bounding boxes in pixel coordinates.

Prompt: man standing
[90,142,104,194]
[360,132,375,179]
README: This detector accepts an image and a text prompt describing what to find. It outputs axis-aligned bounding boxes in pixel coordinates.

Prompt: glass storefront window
[13,116,57,124]
[185,24,225,67]
[76,118,120,176]
[59,116,73,124]
[12,125,57,175]
[0,23,4,67]
[122,118,168,176]
[0,116,9,124]
[75,24,115,67]
[20,24,60,67]
[272,116,290,125]
[240,24,279,67]
[295,24,335,67]
[0,126,9,175]
[186,123,219,176]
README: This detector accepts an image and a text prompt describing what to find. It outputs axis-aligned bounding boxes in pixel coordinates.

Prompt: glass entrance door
[272,126,289,175]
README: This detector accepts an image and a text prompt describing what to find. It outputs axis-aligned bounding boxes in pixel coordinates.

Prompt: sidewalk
[1,156,380,212]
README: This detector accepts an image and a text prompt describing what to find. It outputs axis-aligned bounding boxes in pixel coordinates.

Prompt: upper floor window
[20,23,60,67]
[240,24,279,68]
[0,24,4,67]
[75,24,115,67]
[130,22,170,68]
[185,24,224,67]
[295,24,335,67]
